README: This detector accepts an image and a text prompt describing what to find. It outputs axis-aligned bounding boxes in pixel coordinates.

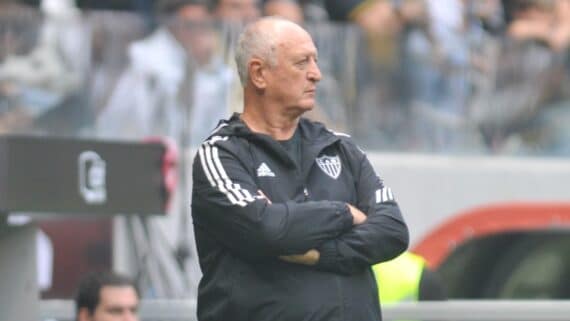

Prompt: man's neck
[241,104,300,141]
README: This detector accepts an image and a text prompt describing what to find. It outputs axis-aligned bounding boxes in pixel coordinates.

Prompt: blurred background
[2,0,570,319]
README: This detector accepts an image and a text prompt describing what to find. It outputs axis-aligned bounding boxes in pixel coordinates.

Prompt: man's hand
[279,249,320,266]
[257,190,272,204]
[278,205,365,265]
[347,204,367,225]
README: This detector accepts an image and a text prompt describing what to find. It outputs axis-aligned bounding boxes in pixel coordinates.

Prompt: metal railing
[40,299,570,321]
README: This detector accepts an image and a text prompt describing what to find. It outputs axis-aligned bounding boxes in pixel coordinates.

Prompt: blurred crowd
[2,0,570,156]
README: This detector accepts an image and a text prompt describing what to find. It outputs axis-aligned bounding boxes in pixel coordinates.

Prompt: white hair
[234,16,298,86]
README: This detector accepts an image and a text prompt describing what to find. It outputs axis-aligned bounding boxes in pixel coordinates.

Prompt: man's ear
[78,307,93,321]
[249,58,267,89]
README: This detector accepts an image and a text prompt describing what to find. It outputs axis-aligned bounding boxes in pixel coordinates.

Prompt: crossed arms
[191,140,409,275]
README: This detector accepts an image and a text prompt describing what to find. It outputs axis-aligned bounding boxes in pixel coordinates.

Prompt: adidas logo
[257,162,275,177]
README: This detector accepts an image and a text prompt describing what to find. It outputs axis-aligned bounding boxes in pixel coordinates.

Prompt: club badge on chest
[315,155,342,179]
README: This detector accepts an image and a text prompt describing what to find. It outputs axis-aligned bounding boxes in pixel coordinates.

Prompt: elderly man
[191,17,408,321]
[75,271,139,321]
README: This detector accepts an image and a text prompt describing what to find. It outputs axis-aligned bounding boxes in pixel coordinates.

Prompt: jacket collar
[212,113,341,171]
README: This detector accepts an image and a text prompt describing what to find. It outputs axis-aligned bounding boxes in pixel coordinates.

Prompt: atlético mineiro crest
[316,155,342,179]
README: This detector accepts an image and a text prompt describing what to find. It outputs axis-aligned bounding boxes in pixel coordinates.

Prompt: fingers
[347,204,367,225]
[257,189,272,204]
[279,249,320,266]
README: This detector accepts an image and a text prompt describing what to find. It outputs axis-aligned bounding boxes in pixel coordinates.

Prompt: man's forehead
[99,285,138,305]
[274,24,314,44]
[278,33,318,55]
[177,5,209,19]
[220,0,258,7]
[289,42,318,57]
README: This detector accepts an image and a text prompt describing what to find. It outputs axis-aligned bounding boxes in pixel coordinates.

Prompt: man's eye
[108,308,123,315]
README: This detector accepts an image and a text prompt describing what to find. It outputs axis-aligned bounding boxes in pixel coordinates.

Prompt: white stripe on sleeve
[197,137,256,207]
[376,187,395,203]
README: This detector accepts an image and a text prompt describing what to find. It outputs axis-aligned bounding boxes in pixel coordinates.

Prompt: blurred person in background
[210,0,261,23]
[96,0,233,143]
[320,0,436,150]
[263,0,304,24]
[322,0,430,66]
[208,0,261,59]
[2,0,87,294]
[296,0,329,22]
[322,0,414,69]
[505,0,570,51]
[75,271,139,321]
[338,0,486,153]
[469,0,570,155]
[96,0,233,299]
[0,0,82,135]
[401,0,475,152]
[373,251,447,303]
[84,7,149,118]
[508,0,570,156]
[208,0,261,116]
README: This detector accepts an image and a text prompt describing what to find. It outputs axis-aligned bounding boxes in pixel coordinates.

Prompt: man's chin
[301,98,317,109]
[283,106,312,120]
[294,104,315,116]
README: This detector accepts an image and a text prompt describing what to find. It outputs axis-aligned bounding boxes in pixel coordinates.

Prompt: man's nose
[308,60,322,82]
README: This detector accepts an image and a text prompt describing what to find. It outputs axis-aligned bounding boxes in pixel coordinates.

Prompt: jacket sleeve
[315,142,409,275]
[191,138,354,260]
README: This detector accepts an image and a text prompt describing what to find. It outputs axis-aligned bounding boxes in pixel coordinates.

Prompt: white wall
[367,153,570,246]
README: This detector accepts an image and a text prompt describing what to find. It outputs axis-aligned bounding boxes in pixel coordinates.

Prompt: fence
[40,300,570,321]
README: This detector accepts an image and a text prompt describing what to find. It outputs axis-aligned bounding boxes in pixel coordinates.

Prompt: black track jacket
[191,114,409,321]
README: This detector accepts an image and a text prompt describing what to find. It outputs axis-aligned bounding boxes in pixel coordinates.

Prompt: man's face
[264,26,322,115]
[170,4,216,66]
[215,0,260,23]
[82,286,139,321]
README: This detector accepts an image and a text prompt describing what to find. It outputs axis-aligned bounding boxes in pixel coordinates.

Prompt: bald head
[235,16,310,85]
